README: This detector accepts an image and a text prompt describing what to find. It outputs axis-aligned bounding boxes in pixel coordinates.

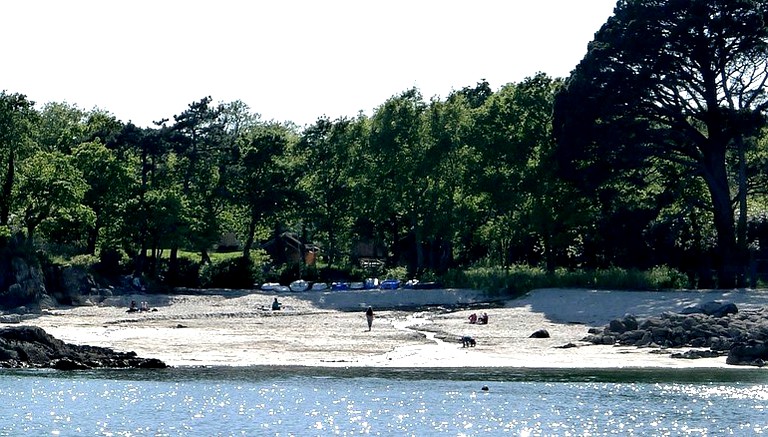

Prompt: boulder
[529,329,550,338]
[726,340,768,366]
[680,301,738,317]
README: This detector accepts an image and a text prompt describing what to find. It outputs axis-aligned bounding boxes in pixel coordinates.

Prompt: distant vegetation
[1,0,768,294]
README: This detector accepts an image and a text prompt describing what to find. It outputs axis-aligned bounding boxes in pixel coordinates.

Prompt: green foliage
[5,46,765,290]
[66,254,99,270]
[71,140,135,253]
[383,266,408,281]
[13,150,89,240]
[444,264,689,296]
[554,0,768,284]
[95,246,128,279]
[199,256,264,289]
[166,256,201,288]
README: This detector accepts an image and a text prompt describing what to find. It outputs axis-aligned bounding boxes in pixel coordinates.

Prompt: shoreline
[20,288,768,370]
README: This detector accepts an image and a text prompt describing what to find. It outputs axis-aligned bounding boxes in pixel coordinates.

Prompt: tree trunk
[167,246,179,286]
[702,147,739,288]
[414,227,425,273]
[200,249,211,265]
[737,136,749,288]
[1,148,14,226]
[242,207,257,260]
[86,227,98,255]
[327,228,336,268]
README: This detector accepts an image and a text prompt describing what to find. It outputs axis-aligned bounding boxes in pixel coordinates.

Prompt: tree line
[2,0,768,289]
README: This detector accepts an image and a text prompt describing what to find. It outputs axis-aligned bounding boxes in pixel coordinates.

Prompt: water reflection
[11,365,766,384]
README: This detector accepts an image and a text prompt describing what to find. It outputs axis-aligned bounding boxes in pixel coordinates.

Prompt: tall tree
[554,0,768,286]
[13,151,88,241]
[36,102,87,153]
[71,140,135,254]
[233,123,299,259]
[296,116,361,267]
[366,88,430,271]
[170,97,228,264]
[0,92,37,229]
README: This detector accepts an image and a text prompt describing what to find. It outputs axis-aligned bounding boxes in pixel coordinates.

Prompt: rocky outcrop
[44,264,115,306]
[0,326,167,369]
[0,256,47,309]
[582,304,768,366]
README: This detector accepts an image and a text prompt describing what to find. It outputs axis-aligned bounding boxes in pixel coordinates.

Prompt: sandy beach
[22,287,768,369]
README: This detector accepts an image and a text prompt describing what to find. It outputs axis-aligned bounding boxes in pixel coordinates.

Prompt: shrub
[199,257,260,289]
[443,264,688,296]
[170,257,201,288]
[383,266,407,281]
[95,247,127,279]
[68,254,99,270]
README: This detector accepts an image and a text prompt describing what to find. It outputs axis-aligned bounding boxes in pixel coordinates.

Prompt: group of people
[462,311,489,348]
[467,312,489,325]
[127,300,152,313]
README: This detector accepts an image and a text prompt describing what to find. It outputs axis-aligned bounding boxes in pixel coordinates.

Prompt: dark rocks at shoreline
[680,301,738,317]
[529,329,550,338]
[582,303,768,366]
[0,326,167,370]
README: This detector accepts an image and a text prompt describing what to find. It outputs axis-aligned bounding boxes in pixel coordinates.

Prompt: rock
[0,326,167,370]
[51,357,91,370]
[584,304,768,366]
[681,301,738,317]
[555,342,578,349]
[727,340,768,366]
[0,315,20,324]
[44,265,91,306]
[529,329,550,338]
[670,349,722,359]
[608,319,627,334]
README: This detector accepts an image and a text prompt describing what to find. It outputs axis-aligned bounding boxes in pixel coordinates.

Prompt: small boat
[289,280,310,292]
[273,285,290,292]
[380,279,400,290]
[412,281,441,290]
[331,282,349,291]
[402,279,419,289]
[311,282,329,291]
[349,282,365,290]
[260,282,281,291]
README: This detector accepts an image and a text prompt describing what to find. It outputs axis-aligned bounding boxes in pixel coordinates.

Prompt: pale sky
[3,0,617,128]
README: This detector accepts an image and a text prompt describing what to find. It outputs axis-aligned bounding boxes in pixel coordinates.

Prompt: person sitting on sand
[468,313,478,324]
[127,300,138,313]
[478,312,488,325]
[272,297,282,311]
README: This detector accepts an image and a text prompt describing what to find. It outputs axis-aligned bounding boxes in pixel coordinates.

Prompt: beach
[23,288,768,369]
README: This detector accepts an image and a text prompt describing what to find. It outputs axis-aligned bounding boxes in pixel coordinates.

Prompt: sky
[2,0,617,128]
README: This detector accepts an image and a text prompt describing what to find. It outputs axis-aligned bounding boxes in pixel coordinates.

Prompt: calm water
[1,366,768,436]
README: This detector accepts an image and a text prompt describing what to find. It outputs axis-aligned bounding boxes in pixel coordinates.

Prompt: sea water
[1,366,767,436]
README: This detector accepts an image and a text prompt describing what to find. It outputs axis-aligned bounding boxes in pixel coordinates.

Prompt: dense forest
[2,0,768,292]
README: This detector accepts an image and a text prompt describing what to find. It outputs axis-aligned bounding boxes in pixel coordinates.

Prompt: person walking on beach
[365,306,374,331]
